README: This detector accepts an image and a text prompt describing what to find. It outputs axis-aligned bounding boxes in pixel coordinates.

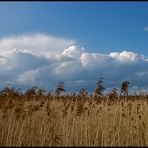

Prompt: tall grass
[0,87,148,146]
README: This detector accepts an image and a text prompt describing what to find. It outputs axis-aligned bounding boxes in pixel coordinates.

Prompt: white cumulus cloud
[0,33,148,93]
[62,45,85,59]
[0,33,75,58]
[109,51,144,64]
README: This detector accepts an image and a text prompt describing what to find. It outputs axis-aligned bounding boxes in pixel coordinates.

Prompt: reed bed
[0,91,148,146]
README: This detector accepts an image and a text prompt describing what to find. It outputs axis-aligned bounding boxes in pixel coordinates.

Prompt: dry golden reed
[0,84,148,146]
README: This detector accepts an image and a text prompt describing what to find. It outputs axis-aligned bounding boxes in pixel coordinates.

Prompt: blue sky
[0,2,148,55]
[0,2,148,93]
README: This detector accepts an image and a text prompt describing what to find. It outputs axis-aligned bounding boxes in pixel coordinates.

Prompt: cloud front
[0,33,148,93]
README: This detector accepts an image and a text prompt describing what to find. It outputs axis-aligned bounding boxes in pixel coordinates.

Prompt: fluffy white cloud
[81,53,113,69]
[109,51,144,64]
[0,33,75,58]
[0,33,148,93]
[62,45,85,59]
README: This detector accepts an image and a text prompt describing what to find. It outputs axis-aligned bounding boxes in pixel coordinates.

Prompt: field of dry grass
[0,85,148,146]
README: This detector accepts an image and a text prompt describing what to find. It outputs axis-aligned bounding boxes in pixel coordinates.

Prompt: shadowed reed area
[0,80,148,146]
